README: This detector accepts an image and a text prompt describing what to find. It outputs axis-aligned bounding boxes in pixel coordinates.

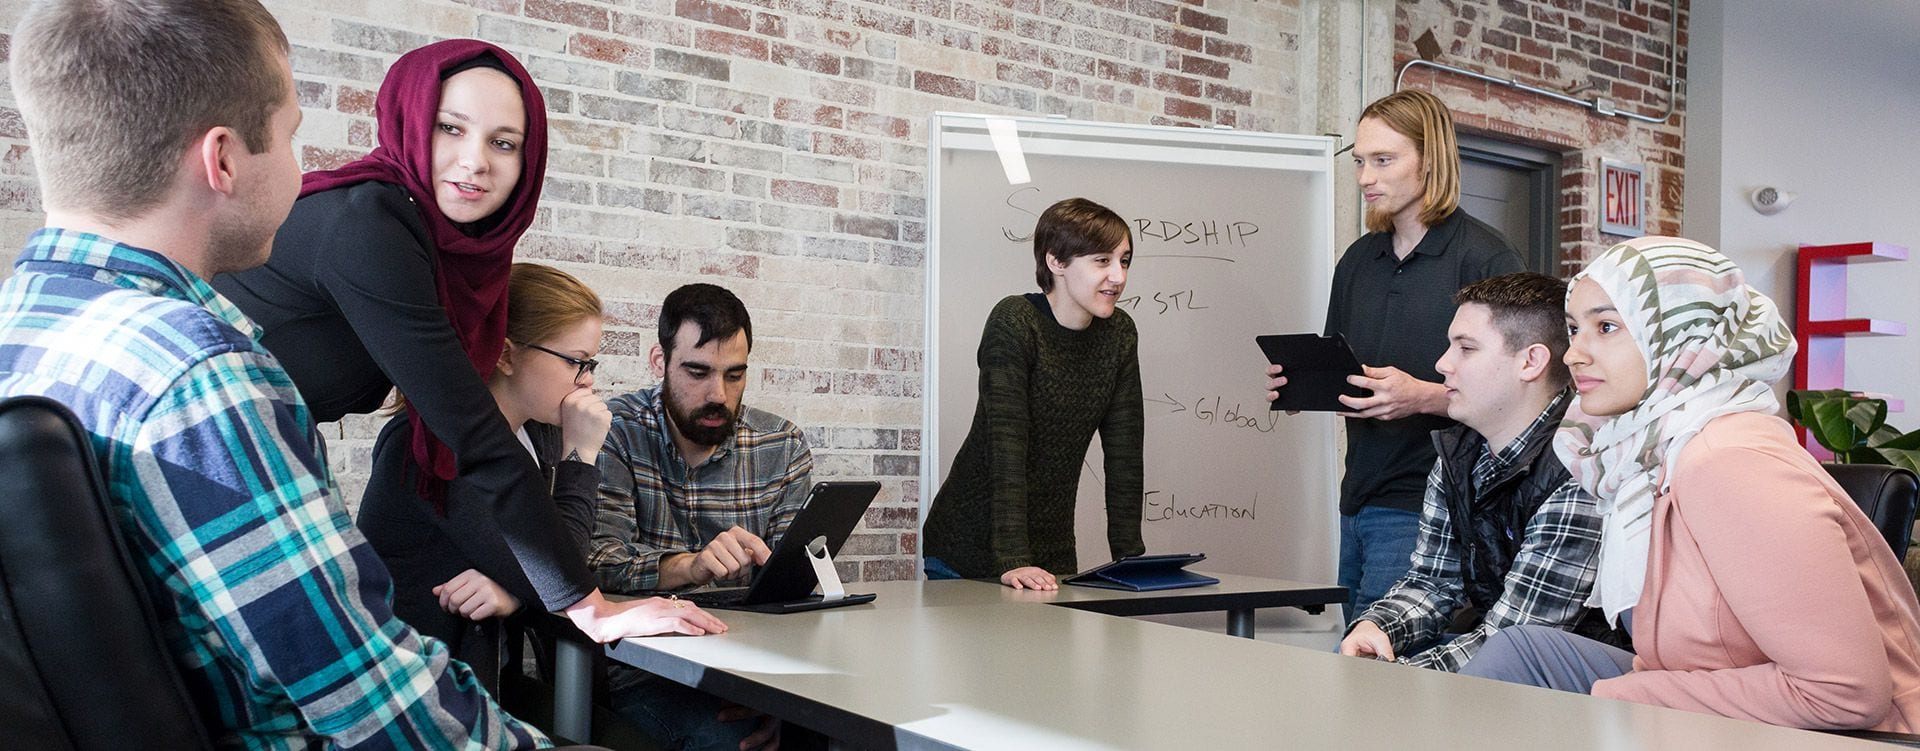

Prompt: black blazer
[214,181,596,611]
[357,416,598,687]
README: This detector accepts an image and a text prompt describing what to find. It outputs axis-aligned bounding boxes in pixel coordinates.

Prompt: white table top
[835,575,1338,612]
[609,581,1882,750]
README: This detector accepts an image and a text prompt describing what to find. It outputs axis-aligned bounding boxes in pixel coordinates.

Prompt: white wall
[1686,0,1920,410]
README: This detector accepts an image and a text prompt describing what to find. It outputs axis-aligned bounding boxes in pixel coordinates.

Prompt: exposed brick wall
[0,0,1688,581]
[0,0,1309,582]
[1397,0,1688,271]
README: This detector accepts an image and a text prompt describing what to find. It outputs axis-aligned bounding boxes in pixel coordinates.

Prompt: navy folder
[1064,553,1220,592]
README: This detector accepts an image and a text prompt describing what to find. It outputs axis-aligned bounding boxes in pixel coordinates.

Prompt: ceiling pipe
[1394,0,1679,125]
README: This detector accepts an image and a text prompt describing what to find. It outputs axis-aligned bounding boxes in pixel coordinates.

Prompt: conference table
[847,571,1345,638]
[552,573,1343,741]
[596,579,1886,750]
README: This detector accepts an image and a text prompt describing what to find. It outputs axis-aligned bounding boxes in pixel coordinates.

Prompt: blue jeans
[1338,505,1421,623]
[922,556,965,580]
[608,671,758,751]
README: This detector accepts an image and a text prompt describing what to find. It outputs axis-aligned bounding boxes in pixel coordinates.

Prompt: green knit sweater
[924,294,1146,578]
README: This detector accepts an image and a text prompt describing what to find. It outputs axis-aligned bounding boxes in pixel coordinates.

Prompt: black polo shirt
[1323,208,1523,515]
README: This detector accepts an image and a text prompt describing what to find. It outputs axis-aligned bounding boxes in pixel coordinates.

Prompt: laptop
[674,480,882,613]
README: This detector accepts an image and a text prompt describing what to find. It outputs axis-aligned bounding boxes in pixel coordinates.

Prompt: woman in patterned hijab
[1556,235,1796,623]
[1462,236,1920,732]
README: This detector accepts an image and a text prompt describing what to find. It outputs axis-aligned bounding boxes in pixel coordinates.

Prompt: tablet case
[1064,553,1220,592]
[1256,333,1370,412]
[674,481,883,613]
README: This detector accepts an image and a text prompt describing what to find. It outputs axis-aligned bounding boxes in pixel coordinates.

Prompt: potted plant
[1786,389,1920,471]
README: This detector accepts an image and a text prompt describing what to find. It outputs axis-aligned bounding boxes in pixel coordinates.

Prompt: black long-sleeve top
[357,416,597,668]
[213,181,596,611]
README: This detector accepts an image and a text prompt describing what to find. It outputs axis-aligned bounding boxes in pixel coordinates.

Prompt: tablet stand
[804,535,847,601]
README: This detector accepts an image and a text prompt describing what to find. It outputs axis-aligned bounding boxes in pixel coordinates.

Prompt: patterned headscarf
[1553,236,1797,623]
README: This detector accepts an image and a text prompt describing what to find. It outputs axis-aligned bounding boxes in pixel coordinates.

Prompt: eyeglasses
[514,340,599,382]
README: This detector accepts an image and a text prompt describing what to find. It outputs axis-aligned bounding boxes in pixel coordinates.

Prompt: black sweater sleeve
[529,422,598,557]
[313,184,595,611]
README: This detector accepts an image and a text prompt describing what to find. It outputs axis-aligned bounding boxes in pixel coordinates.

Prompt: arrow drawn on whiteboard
[1143,392,1185,413]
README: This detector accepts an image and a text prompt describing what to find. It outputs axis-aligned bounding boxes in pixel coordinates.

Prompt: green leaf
[1787,389,1856,423]
[1849,398,1890,437]
[1806,398,1865,453]
[1870,447,1920,475]
[1875,428,1920,452]
[1871,424,1906,446]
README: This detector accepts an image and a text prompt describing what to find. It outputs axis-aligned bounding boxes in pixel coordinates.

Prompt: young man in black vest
[1338,272,1613,671]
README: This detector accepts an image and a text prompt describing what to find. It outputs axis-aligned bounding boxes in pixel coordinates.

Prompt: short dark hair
[1032,197,1131,292]
[1455,272,1570,387]
[658,283,752,360]
[12,0,290,220]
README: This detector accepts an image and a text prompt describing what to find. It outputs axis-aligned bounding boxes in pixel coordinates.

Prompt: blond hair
[507,263,603,345]
[386,263,601,414]
[11,0,290,220]
[1359,89,1461,232]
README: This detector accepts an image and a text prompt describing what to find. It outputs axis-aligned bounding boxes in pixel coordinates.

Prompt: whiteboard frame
[921,112,1342,597]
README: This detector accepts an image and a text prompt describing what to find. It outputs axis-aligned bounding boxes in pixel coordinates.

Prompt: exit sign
[1600,160,1644,237]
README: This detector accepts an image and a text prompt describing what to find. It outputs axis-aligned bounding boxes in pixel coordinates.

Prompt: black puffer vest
[1431,395,1571,612]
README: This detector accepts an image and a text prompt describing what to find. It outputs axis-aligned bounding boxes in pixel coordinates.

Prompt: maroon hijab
[302,39,548,509]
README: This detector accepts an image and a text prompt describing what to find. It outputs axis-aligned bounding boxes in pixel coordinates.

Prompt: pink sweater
[1591,412,1920,730]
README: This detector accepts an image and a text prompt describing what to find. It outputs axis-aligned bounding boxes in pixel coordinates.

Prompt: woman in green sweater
[924,197,1147,589]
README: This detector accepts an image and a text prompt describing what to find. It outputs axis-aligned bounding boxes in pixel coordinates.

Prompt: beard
[664,382,738,447]
[1363,202,1396,234]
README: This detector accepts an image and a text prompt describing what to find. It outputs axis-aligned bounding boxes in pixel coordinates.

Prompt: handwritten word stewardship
[1132,218,1260,247]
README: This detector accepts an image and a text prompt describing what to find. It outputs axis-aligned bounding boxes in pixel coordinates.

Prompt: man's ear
[194,127,244,197]
[1516,342,1553,383]
[649,343,668,380]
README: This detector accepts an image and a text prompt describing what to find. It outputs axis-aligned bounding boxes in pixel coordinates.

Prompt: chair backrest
[1825,463,1920,556]
[0,395,214,750]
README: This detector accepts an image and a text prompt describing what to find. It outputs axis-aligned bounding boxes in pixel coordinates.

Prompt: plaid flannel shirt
[0,229,546,749]
[1356,393,1603,671]
[590,386,813,592]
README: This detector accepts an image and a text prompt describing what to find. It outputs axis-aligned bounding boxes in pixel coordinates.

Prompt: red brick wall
[0,0,1308,582]
[1398,0,1688,271]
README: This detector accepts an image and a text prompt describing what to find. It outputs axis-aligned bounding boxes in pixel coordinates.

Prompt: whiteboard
[923,113,1341,626]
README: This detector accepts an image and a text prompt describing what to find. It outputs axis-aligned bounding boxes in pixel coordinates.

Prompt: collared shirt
[1324,209,1523,514]
[0,229,545,750]
[1356,394,1603,672]
[590,385,814,592]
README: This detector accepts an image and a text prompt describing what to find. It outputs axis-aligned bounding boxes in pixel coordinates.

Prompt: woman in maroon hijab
[215,40,723,651]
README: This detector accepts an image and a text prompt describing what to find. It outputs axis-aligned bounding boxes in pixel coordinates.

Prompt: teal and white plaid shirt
[0,229,546,749]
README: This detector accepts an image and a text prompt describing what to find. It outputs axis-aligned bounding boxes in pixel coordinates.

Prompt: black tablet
[1256,333,1370,412]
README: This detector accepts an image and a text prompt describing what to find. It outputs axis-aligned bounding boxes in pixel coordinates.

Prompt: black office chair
[0,395,215,750]
[1817,463,1920,747]
[1825,463,1920,555]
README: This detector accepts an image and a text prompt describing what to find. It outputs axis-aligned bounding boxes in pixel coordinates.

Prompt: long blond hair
[1360,89,1461,232]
